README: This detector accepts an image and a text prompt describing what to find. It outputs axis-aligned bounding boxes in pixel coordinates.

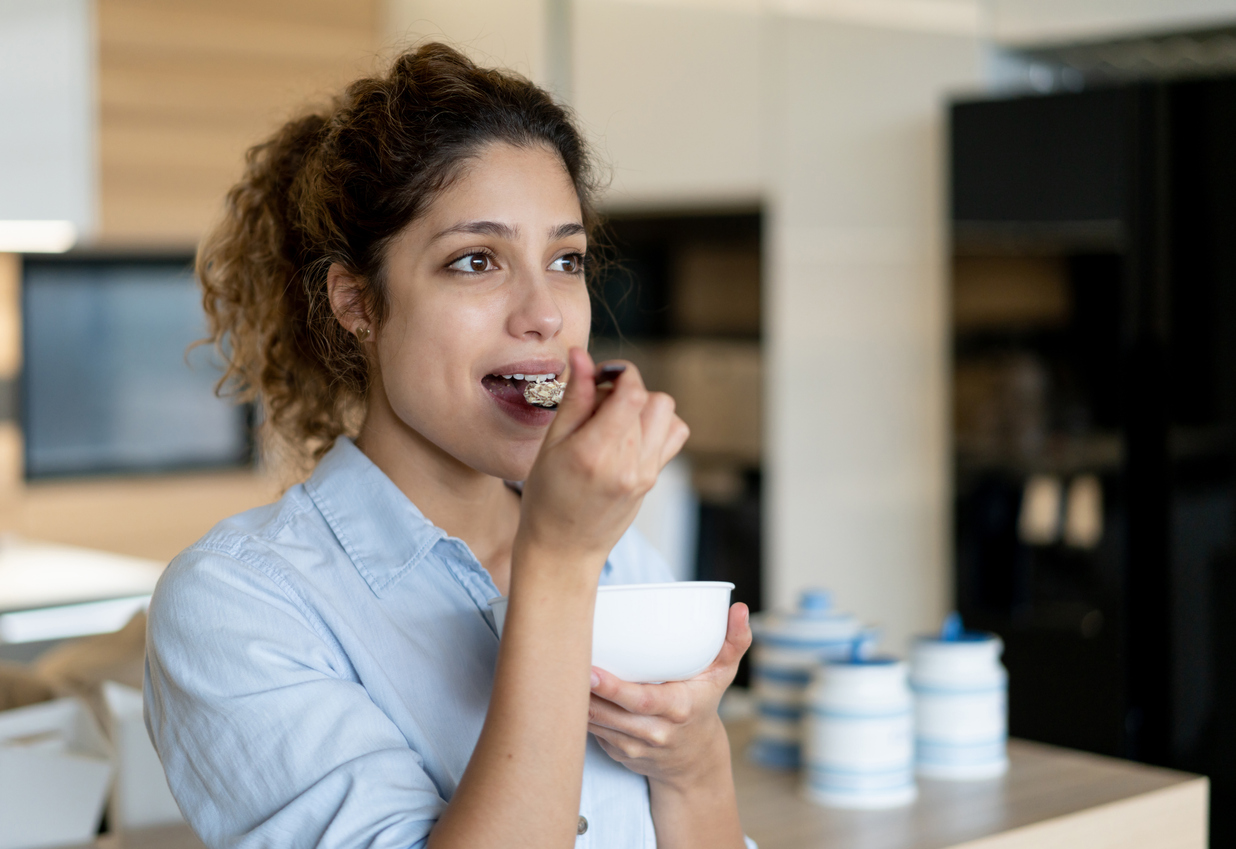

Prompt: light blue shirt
[144,436,676,848]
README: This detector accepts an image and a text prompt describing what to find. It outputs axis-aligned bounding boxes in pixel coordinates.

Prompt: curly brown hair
[198,42,599,476]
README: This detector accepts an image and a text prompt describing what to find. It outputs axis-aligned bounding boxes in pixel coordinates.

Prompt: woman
[144,43,753,849]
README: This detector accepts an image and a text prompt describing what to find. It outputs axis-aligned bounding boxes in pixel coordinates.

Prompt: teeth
[495,372,558,382]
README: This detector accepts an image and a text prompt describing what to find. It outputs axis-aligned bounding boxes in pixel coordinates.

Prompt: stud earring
[355,325,371,342]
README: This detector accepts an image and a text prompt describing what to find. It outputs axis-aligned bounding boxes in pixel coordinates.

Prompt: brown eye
[551,253,584,274]
[448,252,495,273]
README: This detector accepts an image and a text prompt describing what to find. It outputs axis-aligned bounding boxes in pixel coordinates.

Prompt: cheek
[375,290,513,423]
[561,286,593,344]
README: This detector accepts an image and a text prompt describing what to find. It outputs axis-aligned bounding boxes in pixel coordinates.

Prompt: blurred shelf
[953,220,1127,256]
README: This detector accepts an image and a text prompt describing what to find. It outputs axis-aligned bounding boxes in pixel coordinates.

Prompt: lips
[481,359,565,426]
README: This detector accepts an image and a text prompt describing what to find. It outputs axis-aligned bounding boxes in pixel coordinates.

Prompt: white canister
[748,589,863,769]
[910,628,1008,780]
[802,657,917,809]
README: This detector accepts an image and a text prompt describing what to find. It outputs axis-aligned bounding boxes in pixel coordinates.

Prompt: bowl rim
[487,580,735,607]
[597,580,735,594]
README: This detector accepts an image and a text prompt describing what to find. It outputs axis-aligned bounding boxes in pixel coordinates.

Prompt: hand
[586,603,752,791]
[516,347,689,572]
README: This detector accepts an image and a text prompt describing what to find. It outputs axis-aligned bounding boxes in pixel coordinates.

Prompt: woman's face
[366,141,591,481]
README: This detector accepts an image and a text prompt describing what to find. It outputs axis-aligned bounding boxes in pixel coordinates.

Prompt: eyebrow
[430,220,518,243]
[549,222,587,241]
[429,220,586,244]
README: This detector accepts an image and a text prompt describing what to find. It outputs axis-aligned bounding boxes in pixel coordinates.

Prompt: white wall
[0,0,94,235]
[572,0,761,209]
[385,0,549,87]
[762,14,981,651]
[989,0,1236,44]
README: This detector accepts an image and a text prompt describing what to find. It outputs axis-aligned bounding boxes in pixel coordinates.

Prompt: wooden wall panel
[97,0,380,245]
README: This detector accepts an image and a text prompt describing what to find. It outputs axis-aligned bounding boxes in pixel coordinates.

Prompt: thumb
[709,603,752,677]
[543,347,596,445]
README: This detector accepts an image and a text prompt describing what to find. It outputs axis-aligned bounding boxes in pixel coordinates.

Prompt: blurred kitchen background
[3,0,1236,845]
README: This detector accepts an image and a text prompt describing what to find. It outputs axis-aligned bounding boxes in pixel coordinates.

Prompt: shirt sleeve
[144,545,445,849]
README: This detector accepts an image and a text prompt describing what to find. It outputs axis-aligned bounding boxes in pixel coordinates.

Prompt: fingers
[577,359,649,448]
[590,722,657,762]
[590,724,648,765]
[590,668,691,722]
[589,695,675,746]
[543,347,596,446]
[638,392,677,463]
[659,414,690,469]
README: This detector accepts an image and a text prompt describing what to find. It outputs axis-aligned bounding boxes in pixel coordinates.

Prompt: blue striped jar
[910,630,1008,780]
[748,590,861,769]
[802,656,917,809]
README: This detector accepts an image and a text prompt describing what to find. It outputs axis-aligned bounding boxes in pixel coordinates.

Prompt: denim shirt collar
[304,436,612,597]
[304,436,448,596]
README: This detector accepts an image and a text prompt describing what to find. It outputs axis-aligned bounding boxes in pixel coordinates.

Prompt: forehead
[419,141,583,231]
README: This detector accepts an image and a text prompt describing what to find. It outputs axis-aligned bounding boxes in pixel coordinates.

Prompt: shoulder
[149,485,333,640]
[603,526,678,586]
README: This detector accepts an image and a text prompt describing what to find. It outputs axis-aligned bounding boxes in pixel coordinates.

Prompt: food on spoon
[524,377,565,407]
[521,364,627,409]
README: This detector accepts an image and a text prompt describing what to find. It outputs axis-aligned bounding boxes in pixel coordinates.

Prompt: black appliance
[950,79,1236,844]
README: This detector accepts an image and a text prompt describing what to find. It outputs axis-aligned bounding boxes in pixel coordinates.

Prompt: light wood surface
[0,470,281,564]
[0,252,19,380]
[96,0,380,245]
[85,721,1207,849]
[728,721,1208,849]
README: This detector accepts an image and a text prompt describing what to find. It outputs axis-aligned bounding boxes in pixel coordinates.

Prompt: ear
[326,262,371,335]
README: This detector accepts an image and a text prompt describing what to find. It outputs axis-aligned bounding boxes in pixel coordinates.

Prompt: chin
[466,441,539,483]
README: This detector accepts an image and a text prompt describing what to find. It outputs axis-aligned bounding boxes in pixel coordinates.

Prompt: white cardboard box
[102,681,184,830]
[0,697,113,849]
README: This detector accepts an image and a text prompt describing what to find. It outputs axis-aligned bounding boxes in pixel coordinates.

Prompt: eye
[448,252,496,273]
[550,253,585,274]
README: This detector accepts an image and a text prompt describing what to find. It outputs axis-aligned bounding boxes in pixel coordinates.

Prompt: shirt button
[577,815,588,835]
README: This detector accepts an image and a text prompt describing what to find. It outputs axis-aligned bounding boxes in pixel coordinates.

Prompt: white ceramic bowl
[488,581,735,683]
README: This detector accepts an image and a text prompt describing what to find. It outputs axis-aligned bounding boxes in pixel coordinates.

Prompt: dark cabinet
[950,78,1236,846]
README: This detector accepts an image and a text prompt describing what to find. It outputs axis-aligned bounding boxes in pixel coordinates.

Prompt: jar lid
[914,613,1002,650]
[811,657,910,700]
[751,588,862,647]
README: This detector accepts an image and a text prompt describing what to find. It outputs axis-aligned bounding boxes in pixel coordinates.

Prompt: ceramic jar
[910,631,1008,780]
[802,657,916,809]
[748,589,862,768]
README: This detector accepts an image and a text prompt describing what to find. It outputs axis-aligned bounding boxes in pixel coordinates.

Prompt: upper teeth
[499,373,556,382]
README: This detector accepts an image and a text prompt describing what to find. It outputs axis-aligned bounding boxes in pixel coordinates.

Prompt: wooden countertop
[728,720,1207,849]
[89,721,1207,849]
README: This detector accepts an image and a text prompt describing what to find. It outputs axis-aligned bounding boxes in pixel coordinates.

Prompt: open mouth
[481,372,559,407]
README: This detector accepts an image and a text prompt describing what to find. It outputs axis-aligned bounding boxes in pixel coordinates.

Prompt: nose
[506,267,564,340]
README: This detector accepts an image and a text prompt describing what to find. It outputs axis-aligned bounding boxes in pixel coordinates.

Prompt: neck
[354,385,519,595]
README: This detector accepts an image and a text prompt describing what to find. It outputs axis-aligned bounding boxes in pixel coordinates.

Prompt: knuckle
[616,739,640,760]
[638,469,658,493]
[618,467,643,494]
[666,704,691,725]
[570,447,599,477]
[648,727,671,747]
[626,385,649,408]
